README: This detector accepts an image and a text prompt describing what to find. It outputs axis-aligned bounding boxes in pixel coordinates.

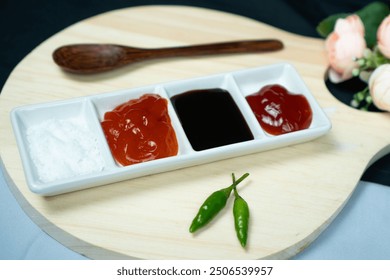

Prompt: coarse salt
[26,118,105,183]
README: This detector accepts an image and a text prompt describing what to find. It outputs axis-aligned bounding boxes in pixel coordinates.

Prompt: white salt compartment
[11,98,116,195]
[11,63,331,196]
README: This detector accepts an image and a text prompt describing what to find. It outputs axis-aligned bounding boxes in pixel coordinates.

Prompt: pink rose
[325,15,366,83]
[369,64,390,111]
[377,15,390,59]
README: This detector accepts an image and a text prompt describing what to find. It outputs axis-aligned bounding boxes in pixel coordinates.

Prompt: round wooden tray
[1,5,389,259]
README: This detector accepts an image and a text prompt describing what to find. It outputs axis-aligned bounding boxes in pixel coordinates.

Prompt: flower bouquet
[317,1,390,111]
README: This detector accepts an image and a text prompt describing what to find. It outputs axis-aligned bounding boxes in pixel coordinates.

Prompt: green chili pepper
[189,173,249,233]
[232,174,250,248]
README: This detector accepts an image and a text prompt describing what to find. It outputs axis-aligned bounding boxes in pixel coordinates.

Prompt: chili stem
[230,172,249,196]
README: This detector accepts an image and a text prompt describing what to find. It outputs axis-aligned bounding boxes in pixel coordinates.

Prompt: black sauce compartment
[169,85,254,151]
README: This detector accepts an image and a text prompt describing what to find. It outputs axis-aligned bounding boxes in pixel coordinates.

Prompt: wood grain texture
[0,5,389,259]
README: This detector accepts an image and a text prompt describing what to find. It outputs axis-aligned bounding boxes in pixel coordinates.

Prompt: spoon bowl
[52,39,283,74]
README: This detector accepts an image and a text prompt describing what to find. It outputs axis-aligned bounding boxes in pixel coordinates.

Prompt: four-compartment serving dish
[11,63,331,196]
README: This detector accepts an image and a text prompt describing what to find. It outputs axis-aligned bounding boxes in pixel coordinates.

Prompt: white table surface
[1,161,389,260]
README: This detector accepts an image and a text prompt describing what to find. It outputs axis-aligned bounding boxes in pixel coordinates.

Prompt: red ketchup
[101,94,178,166]
[246,84,313,135]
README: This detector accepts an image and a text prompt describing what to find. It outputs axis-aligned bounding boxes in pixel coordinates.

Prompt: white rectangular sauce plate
[11,63,331,196]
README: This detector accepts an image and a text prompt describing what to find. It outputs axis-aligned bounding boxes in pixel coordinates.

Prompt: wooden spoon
[52,39,283,74]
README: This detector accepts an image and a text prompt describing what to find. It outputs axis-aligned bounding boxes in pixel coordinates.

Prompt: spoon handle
[134,39,283,59]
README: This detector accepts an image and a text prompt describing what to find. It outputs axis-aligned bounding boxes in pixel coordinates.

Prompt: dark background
[1,0,389,185]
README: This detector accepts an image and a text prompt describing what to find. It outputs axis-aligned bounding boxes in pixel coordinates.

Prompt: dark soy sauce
[171,88,254,151]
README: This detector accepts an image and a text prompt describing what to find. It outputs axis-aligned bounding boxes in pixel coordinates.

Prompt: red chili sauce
[246,84,313,135]
[101,94,178,166]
